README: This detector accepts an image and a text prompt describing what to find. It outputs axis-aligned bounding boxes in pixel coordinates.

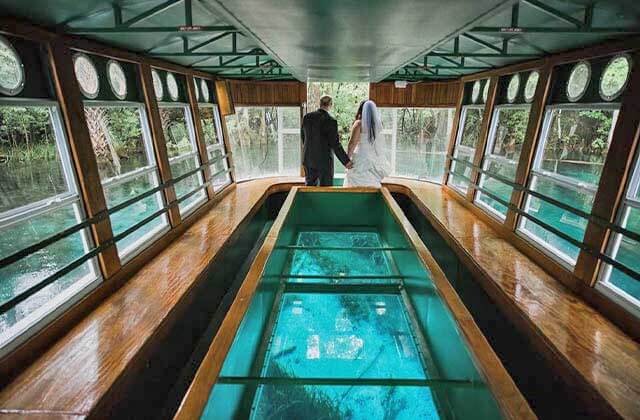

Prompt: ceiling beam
[521,0,583,28]
[470,26,640,35]
[67,26,238,34]
[461,33,503,53]
[148,50,266,57]
[123,0,183,27]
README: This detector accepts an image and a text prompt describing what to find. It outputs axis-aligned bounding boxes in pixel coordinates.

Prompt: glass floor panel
[252,384,440,420]
[263,293,427,379]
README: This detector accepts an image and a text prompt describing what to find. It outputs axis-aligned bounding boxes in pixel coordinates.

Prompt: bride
[343,100,391,187]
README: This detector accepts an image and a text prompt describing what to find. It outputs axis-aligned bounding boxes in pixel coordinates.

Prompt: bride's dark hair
[355,100,366,121]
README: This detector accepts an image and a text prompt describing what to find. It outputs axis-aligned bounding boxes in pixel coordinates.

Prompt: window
[156,70,207,216]
[0,37,99,351]
[448,105,484,194]
[379,107,455,182]
[79,56,168,261]
[197,78,232,191]
[475,105,530,218]
[73,53,99,99]
[226,107,301,181]
[0,35,24,96]
[475,70,535,219]
[598,150,640,314]
[518,106,618,265]
[515,55,631,268]
[84,104,169,260]
[524,71,539,103]
[161,105,207,215]
[600,54,631,101]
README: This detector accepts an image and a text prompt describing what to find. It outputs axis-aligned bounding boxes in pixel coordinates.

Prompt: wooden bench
[385,178,640,419]
[0,178,303,418]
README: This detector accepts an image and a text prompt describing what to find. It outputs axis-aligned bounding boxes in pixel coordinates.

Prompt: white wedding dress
[344,101,391,188]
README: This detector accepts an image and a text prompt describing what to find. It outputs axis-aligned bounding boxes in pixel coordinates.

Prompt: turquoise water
[203,193,502,420]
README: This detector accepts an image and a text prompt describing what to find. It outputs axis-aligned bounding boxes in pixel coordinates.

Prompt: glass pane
[104,171,167,255]
[226,107,301,180]
[394,108,454,182]
[199,106,221,148]
[449,148,474,193]
[476,106,530,217]
[538,108,616,185]
[161,107,196,159]
[602,206,640,303]
[459,107,484,148]
[0,203,95,340]
[161,106,206,215]
[600,55,631,101]
[567,62,590,102]
[85,106,167,258]
[0,107,70,212]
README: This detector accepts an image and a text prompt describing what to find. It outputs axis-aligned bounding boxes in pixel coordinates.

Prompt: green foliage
[0,107,57,161]
[307,82,369,140]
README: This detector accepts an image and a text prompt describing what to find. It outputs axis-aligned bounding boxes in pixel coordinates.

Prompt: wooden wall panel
[369,80,460,107]
[227,80,306,107]
[215,80,235,116]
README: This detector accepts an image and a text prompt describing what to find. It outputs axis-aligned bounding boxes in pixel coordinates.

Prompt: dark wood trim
[381,188,534,420]
[442,81,466,185]
[186,75,216,199]
[174,187,299,420]
[574,52,640,285]
[47,40,121,278]
[505,64,553,230]
[466,76,498,202]
[139,63,182,227]
[369,80,460,108]
[215,80,235,116]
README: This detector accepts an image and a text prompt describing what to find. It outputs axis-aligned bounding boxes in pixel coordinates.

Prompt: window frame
[0,97,101,355]
[597,151,640,317]
[198,102,232,192]
[516,102,620,268]
[82,100,170,262]
[475,103,531,221]
[158,102,207,217]
[448,104,485,195]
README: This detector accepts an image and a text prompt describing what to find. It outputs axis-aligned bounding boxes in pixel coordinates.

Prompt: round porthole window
[507,74,520,103]
[471,80,481,103]
[152,69,163,101]
[73,53,99,99]
[195,80,200,102]
[201,79,210,102]
[482,79,490,103]
[166,73,179,101]
[524,71,539,103]
[107,60,127,100]
[0,35,25,96]
[600,54,631,101]
[566,61,591,102]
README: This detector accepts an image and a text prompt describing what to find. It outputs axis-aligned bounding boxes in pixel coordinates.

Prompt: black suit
[301,108,350,186]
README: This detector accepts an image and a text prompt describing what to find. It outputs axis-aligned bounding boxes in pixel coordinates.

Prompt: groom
[301,95,353,186]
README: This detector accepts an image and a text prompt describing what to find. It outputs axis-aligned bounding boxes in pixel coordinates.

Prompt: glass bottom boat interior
[202,192,502,419]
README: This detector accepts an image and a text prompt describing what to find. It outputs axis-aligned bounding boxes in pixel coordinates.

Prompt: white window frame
[475,104,530,221]
[83,100,169,262]
[159,102,207,218]
[0,98,100,356]
[517,102,620,268]
[199,103,231,191]
[448,104,485,195]
[597,149,640,318]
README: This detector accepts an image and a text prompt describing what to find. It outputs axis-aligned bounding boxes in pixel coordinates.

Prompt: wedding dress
[343,101,391,188]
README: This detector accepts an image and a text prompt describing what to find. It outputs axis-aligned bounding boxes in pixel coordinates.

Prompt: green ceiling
[0,0,638,81]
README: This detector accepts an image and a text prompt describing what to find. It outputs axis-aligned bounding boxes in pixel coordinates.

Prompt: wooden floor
[0,177,638,419]
[385,178,640,420]
[0,178,302,418]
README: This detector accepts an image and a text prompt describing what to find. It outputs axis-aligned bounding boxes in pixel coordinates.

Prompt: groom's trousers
[304,166,333,186]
